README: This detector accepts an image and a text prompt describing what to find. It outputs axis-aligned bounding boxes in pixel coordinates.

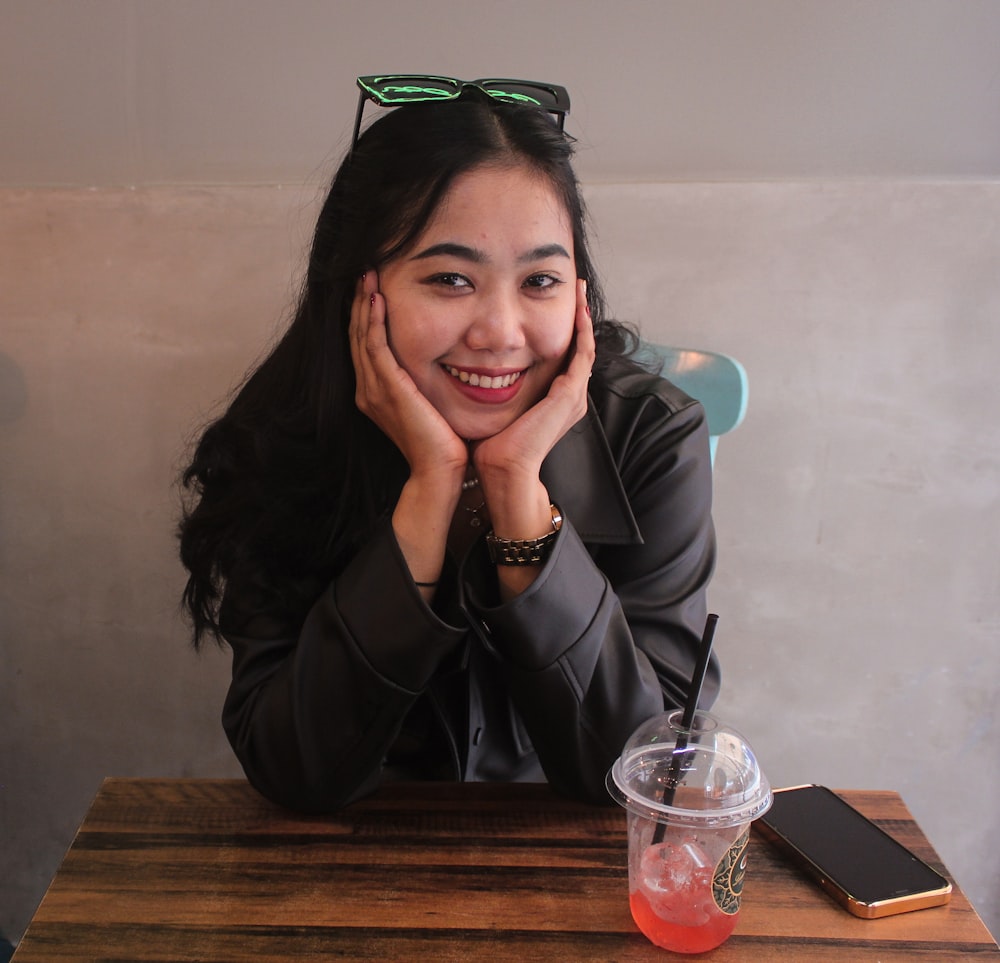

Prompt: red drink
[630,887,737,955]
[628,834,744,954]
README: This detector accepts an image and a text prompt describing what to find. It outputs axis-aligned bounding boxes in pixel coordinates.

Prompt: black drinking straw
[679,613,719,732]
[652,613,719,844]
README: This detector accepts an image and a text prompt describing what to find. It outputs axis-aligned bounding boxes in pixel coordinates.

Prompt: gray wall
[2,0,998,946]
[2,0,999,183]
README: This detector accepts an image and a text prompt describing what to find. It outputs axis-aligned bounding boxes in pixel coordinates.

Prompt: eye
[523,273,564,292]
[426,272,472,290]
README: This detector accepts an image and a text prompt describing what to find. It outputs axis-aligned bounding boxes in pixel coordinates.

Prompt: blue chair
[634,343,749,466]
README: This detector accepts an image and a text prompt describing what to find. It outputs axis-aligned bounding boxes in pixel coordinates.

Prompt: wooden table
[13,779,998,961]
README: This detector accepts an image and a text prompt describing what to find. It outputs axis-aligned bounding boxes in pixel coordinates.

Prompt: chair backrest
[634,342,749,465]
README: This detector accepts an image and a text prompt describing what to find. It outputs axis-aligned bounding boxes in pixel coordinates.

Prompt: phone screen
[756,785,950,906]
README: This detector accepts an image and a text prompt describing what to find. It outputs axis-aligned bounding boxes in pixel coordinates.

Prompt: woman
[179,76,718,811]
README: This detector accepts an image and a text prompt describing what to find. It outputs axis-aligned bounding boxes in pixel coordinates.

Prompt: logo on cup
[713,828,749,915]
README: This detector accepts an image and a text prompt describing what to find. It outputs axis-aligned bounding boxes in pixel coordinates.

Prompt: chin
[447,414,516,441]
[452,425,507,442]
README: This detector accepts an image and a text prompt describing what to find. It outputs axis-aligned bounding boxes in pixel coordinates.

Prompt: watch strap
[486,503,563,566]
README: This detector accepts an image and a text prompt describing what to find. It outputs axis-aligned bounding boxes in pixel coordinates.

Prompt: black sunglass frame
[351,74,571,153]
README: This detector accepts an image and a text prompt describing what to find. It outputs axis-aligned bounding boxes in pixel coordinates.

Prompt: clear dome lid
[607,710,772,828]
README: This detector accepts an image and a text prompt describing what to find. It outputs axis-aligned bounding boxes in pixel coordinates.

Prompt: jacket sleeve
[463,392,717,804]
[219,520,465,811]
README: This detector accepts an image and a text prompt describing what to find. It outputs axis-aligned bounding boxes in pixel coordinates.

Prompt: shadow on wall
[0,351,26,635]
[0,353,26,962]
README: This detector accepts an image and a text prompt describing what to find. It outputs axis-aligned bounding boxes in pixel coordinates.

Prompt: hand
[350,271,467,592]
[350,271,467,482]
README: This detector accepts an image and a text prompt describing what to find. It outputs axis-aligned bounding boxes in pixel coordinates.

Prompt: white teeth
[446,366,521,390]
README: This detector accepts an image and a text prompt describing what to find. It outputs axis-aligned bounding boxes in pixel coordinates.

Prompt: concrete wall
[3,1,999,185]
[2,180,998,943]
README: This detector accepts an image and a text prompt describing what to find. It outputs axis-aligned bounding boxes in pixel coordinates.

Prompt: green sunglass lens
[487,88,544,107]
[479,81,563,110]
[375,83,458,103]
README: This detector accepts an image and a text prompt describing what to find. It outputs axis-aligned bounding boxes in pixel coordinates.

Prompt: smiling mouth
[444,365,524,389]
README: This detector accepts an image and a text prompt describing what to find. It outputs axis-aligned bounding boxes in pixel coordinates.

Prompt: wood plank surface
[13,779,999,961]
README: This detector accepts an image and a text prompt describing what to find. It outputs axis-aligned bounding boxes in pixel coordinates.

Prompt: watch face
[549,502,563,530]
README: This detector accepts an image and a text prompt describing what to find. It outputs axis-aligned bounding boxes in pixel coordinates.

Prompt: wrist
[475,471,550,537]
[400,465,466,513]
[392,471,464,584]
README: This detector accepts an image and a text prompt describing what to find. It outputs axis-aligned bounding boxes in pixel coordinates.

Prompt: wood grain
[13,779,999,961]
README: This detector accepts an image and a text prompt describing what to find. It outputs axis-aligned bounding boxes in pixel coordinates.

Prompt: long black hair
[178,93,635,647]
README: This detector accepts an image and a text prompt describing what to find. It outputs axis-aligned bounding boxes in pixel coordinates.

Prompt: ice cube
[638,838,714,927]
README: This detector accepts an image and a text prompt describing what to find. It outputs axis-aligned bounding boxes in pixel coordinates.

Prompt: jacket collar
[540,397,643,546]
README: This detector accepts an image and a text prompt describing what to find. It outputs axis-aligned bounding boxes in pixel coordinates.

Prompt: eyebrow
[410,241,571,264]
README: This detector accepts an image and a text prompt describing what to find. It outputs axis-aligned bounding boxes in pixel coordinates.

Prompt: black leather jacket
[220,358,718,811]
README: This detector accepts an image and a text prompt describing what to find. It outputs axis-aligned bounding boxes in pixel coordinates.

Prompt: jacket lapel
[540,398,643,546]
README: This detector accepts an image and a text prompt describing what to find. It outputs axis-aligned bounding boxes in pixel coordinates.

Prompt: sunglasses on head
[351,74,571,154]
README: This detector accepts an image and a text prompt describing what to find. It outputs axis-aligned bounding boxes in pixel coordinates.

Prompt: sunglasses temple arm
[350,89,367,156]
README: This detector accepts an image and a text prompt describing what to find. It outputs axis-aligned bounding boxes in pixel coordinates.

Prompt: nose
[464,288,527,353]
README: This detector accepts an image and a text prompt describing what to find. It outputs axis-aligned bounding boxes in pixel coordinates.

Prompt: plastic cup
[607,710,772,954]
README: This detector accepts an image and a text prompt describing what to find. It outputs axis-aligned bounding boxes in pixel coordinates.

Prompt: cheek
[396,320,459,375]
[530,306,576,361]
[382,297,441,370]
[382,307,413,363]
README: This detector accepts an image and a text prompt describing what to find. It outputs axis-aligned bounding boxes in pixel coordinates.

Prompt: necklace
[462,476,480,491]
[464,498,487,528]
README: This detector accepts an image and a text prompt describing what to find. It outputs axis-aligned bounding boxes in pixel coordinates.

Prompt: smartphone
[754,784,952,919]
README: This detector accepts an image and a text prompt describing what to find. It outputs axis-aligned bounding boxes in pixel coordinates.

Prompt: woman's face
[378,164,577,441]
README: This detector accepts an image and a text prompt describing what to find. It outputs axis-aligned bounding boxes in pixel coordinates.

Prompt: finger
[349,272,370,346]
[363,295,392,379]
[350,273,385,405]
[577,278,595,339]
[351,272,386,366]
[366,267,380,305]
[350,269,379,321]
[568,279,596,375]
